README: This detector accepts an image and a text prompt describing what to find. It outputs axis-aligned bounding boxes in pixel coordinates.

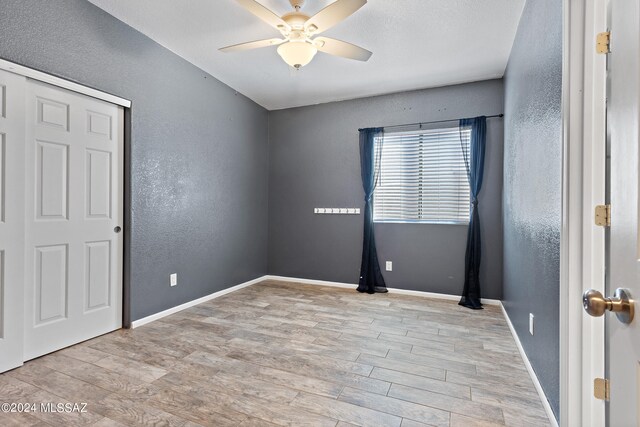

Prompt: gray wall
[0,0,269,321]
[503,0,562,419]
[268,80,504,299]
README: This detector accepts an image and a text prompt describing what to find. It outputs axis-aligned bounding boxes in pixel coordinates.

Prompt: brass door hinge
[594,378,610,401]
[595,204,611,227]
[596,31,611,54]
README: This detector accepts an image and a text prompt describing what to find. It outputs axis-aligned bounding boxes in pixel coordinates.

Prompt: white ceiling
[88,0,525,110]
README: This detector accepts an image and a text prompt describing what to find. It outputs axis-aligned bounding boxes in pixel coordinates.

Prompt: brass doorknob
[583,288,634,324]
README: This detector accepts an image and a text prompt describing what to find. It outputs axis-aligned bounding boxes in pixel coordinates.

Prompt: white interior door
[606,0,640,425]
[23,79,123,360]
[0,70,26,372]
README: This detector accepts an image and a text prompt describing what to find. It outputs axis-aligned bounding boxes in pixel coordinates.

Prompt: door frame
[560,0,608,425]
[0,60,131,109]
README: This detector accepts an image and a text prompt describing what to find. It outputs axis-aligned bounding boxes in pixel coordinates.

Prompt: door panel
[85,240,111,312]
[24,79,123,361]
[36,140,69,219]
[36,97,69,130]
[0,70,25,372]
[85,149,112,218]
[35,244,69,325]
[607,0,640,425]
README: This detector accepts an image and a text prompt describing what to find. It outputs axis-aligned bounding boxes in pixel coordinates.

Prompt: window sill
[374,220,469,226]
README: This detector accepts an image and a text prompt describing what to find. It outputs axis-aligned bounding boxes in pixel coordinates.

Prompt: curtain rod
[359,114,504,132]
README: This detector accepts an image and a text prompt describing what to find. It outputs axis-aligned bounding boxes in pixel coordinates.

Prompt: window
[373,126,471,224]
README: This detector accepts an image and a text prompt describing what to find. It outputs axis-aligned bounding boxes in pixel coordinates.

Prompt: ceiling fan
[220,0,372,69]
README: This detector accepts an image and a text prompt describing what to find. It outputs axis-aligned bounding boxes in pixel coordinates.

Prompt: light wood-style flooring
[0,280,551,427]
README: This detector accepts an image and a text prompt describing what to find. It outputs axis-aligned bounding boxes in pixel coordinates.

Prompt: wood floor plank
[312,335,392,357]
[93,354,168,383]
[227,336,361,362]
[86,339,182,370]
[315,323,381,338]
[0,412,49,427]
[8,363,112,404]
[388,383,504,424]
[215,347,390,395]
[183,350,344,398]
[92,392,189,427]
[369,367,471,399]
[379,332,458,352]
[471,387,547,416]
[90,417,131,427]
[400,418,434,427]
[342,333,415,353]
[446,369,537,393]
[145,387,244,426]
[502,408,551,427]
[341,320,410,336]
[259,314,318,328]
[338,387,450,427]
[386,349,477,375]
[154,369,299,405]
[230,394,340,427]
[450,413,505,427]
[291,391,402,427]
[37,353,162,401]
[356,353,446,381]
[238,417,281,427]
[57,344,110,364]
[0,374,40,400]
[413,343,523,367]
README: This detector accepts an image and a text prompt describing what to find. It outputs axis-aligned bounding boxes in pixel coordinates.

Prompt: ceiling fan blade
[305,0,367,34]
[314,37,372,61]
[235,0,290,31]
[219,38,286,53]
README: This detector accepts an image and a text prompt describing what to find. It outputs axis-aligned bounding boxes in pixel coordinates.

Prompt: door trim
[0,63,129,371]
[561,0,608,425]
[0,59,131,108]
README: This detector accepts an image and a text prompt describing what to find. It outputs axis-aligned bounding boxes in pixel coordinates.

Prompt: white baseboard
[500,303,559,427]
[131,273,500,323]
[132,274,502,329]
[264,275,501,306]
[264,275,357,289]
[130,275,268,328]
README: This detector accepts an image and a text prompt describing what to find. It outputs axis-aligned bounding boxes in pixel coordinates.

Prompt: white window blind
[373,127,471,224]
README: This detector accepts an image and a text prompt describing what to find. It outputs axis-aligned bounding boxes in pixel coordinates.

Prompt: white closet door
[24,79,123,360]
[0,70,26,372]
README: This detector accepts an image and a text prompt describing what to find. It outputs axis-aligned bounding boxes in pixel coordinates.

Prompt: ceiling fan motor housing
[289,0,306,10]
[282,12,310,31]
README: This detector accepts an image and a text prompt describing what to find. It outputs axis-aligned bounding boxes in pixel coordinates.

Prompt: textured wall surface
[502,0,562,418]
[0,0,269,321]
[268,80,504,298]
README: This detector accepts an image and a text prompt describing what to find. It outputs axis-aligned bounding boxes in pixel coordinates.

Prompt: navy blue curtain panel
[358,127,387,294]
[459,117,487,309]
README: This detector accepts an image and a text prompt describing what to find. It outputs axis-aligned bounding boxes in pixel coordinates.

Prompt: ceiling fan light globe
[277,41,318,68]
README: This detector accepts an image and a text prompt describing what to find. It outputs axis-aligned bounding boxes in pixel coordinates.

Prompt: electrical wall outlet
[170,273,178,287]
[529,313,534,335]
[386,261,393,272]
